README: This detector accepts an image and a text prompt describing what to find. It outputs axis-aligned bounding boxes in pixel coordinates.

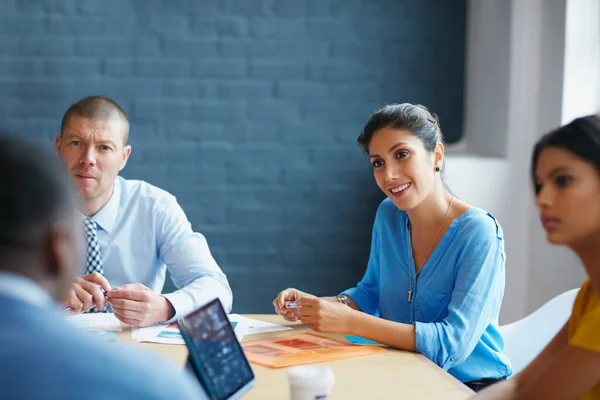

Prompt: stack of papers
[228,314,292,336]
[65,313,293,345]
[131,314,292,345]
[132,323,186,345]
[66,313,122,342]
[66,313,123,332]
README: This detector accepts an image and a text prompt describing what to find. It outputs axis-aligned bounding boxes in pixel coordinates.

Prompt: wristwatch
[336,294,350,306]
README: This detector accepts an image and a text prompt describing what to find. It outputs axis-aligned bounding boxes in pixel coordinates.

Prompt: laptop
[178,298,255,400]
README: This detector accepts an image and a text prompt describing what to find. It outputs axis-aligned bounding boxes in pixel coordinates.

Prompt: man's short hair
[0,135,75,255]
[60,96,130,144]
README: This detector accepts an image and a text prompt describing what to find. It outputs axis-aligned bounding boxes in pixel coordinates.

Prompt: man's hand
[63,272,111,313]
[107,283,175,327]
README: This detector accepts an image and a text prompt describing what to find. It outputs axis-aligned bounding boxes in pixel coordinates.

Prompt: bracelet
[336,294,350,306]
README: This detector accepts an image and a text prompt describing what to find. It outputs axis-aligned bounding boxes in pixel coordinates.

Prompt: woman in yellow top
[474,114,600,399]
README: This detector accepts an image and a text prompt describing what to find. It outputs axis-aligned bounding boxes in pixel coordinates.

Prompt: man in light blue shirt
[55,96,232,326]
[0,135,207,400]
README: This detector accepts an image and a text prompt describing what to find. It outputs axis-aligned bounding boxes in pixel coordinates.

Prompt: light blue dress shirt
[81,176,232,319]
[342,198,512,382]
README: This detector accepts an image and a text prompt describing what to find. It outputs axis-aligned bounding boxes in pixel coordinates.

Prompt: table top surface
[115,314,473,400]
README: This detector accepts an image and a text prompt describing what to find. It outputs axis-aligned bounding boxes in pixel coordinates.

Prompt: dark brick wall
[0,0,466,312]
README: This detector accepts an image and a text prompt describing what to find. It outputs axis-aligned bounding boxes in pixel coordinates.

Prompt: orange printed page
[242,333,386,368]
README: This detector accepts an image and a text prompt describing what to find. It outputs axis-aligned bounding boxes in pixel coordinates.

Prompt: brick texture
[0,0,466,312]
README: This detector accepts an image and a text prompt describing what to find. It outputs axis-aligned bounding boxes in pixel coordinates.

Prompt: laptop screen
[178,299,255,400]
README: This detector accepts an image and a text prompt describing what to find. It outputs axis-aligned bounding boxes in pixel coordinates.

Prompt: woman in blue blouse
[273,103,511,391]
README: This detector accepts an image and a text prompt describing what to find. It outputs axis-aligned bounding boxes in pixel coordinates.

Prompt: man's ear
[54,135,62,157]
[119,145,131,171]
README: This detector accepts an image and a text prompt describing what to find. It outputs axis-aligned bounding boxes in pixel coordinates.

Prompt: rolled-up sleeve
[342,225,380,316]
[415,234,505,370]
[155,195,233,319]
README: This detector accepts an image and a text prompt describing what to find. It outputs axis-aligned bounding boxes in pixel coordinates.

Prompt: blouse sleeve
[341,214,382,316]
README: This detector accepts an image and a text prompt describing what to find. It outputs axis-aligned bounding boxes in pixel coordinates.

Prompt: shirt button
[450,357,455,361]
[409,320,413,323]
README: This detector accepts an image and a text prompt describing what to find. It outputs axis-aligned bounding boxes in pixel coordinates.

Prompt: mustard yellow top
[568,279,600,400]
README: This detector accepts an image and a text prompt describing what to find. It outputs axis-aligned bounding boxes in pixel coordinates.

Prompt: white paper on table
[228,316,249,341]
[66,313,123,332]
[132,317,249,345]
[228,314,292,335]
[132,323,185,345]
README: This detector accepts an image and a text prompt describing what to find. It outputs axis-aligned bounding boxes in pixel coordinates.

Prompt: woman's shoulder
[375,198,406,221]
[569,279,600,355]
[451,207,504,242]
[371,198,408,235]
[573,279,598,315]
[377,197,401,213]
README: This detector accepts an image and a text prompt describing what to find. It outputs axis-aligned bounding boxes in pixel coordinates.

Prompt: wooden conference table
[116,315,473,400]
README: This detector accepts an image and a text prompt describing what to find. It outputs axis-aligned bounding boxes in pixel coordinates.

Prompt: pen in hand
[285,301,301,309]
[62,288,109,312]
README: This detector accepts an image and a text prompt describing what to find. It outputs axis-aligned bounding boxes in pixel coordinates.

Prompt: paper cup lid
[288,366,335,388]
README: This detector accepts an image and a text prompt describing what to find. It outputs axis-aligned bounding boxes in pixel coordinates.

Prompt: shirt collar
[78,176,121,234]
[0,271,53,308]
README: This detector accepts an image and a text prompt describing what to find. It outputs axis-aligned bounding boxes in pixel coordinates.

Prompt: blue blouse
[342,199,512,382]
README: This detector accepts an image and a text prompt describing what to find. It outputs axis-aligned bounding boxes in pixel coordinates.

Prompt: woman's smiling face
[368,126,441,210]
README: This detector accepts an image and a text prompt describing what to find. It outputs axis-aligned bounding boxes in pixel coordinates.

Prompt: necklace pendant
[407,290,413,303]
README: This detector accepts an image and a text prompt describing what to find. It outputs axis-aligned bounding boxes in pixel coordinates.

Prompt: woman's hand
[273,288,315,322]
[296,297,356,334]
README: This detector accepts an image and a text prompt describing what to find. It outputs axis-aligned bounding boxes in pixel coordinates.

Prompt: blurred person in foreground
[473,115,600,399]
[0,135,207,400]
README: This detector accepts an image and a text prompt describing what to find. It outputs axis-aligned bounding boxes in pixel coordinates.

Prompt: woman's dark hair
[357,103,444,154]
[531,114,600,188]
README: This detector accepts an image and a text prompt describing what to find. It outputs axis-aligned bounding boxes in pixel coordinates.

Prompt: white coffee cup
[288,365,335,400]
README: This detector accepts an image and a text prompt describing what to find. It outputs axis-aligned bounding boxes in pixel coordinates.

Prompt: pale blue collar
[78,176,121,234]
